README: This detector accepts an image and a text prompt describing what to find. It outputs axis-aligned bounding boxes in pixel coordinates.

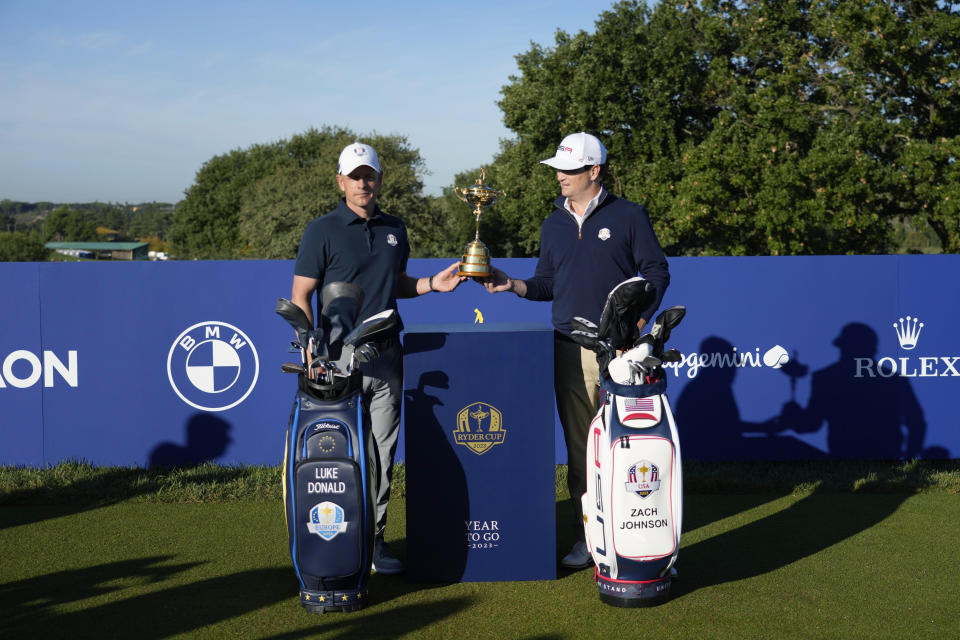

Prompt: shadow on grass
[260,596,475,640]
[0,464,252,530]
[0,548,476,639]
[673,486,911,599]
[1,559,327,638]
[0,555,203,620]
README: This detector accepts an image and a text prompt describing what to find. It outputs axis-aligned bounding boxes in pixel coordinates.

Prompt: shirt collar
[333,198,382,225]
[563,185,606,219]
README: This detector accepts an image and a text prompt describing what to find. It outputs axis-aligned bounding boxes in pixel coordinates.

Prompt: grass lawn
[1,463,958,639]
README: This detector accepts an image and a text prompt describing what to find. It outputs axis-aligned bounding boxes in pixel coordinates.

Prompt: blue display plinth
[403,323,557,582]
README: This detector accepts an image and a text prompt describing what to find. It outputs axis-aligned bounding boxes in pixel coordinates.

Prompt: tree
[43,206,99,242]
[128,203,174,242]
[83,202,126,236]
[491,0,960,256]
[0,231,49,261]
[172,126,438,259]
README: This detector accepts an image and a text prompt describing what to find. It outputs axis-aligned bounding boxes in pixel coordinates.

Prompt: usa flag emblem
[618,395,659,425]
[624,398,655,412]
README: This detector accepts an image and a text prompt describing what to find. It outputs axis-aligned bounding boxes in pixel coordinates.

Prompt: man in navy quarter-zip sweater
[483,132,670,570]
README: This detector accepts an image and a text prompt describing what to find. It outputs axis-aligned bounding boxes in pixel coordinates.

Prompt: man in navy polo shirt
[292,142,464,574]
[483,132,670,569]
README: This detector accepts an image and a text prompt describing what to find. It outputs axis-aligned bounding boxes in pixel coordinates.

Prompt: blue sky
[0,0,620,204]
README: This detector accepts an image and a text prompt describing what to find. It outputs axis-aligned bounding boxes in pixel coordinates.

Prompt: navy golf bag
[275,283,398,613]
[572,277,686,607]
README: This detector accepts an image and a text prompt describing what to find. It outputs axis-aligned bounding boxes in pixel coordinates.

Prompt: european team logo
[307,501,348,541]
[625,460,661,498]
[167,321,259,412]
[453,402,507,455]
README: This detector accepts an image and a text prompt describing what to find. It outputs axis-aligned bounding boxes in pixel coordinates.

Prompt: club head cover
[354,343,380,364]
[570,316,600,349]
[661,348,682,363]
[597,277,656,350]
[343,309,399,348]
[649,306,687,353]
[320,281,365,361]
[275,297,313,350]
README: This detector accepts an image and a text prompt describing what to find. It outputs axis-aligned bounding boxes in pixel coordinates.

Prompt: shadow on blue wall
[148,414,233,468]
[677,324,948,461]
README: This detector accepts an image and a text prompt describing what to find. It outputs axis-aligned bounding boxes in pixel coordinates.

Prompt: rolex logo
[894,316,923,350]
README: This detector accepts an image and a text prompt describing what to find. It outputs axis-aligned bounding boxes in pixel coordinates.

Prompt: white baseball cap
[540,132,607,170]
[338,142,381,175]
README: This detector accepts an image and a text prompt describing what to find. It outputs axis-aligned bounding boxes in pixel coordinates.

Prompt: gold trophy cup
[454,168,502,278]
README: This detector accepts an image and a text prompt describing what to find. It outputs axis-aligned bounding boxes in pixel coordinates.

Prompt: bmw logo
[167,321,259,411]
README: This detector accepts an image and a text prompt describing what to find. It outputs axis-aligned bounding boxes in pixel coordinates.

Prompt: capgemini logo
[894,316,923,350]
[663,344,792,378]
[762,345,790,369]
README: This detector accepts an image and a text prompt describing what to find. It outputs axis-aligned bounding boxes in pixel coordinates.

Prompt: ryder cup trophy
[453,169,502,278]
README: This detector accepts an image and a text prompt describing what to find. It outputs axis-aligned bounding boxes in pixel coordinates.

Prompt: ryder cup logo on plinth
[453,402,506,455]
[625,460,661,498]
[167,321,259,411]
[307,501,348,541]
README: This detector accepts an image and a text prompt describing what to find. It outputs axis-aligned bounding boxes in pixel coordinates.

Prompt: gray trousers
[358,342,403,537]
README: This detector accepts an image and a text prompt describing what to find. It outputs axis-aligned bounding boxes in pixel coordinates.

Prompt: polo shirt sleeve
[294,218,327,280]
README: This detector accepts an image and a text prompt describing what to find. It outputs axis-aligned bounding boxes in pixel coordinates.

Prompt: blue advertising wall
[1,256,957,466]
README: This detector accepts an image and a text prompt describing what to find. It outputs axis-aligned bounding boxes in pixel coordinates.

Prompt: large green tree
[0,231,49,261]
[172,127,438,259]
[43,206,98,242]
[491,0,960,256]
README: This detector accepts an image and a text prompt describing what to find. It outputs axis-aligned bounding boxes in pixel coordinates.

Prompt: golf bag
[572,277,686,607]
[275,283,398,613]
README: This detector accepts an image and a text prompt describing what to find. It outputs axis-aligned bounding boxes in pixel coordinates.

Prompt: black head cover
[275,298,313,352]
[649,306,687,353]
[570,316,600,350]
[320,281,365,361]
[597,277,656,350]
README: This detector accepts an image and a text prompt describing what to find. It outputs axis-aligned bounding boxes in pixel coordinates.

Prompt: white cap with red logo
[338,142,381,175]
[540,132,607,170]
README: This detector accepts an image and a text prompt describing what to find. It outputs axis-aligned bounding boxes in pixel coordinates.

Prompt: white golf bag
[572,277,686,607]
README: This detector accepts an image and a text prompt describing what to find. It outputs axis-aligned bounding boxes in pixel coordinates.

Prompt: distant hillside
[1,200,175,249]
